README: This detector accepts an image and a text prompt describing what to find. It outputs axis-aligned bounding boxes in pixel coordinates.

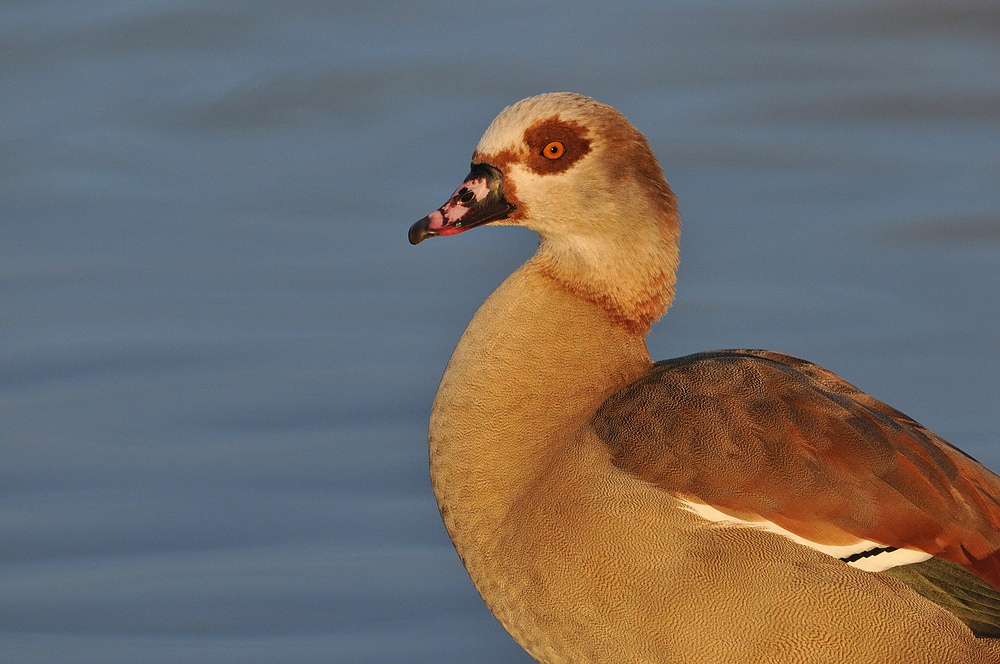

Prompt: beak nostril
[458,189,476,205]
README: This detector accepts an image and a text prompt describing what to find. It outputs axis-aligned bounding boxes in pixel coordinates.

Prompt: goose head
[410,92,681,334]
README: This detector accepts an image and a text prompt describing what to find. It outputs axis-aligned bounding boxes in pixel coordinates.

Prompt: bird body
[410,93,1000,662]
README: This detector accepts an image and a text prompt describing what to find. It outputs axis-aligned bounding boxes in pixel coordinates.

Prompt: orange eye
[542,141,565,160]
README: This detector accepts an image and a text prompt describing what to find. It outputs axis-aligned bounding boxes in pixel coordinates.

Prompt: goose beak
[409,163,515,245]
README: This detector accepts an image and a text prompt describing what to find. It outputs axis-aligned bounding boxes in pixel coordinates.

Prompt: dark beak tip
[408,217,433,245]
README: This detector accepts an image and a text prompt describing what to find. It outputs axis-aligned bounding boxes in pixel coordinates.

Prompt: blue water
[2,1,998,662]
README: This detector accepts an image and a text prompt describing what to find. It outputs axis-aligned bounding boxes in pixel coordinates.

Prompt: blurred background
[2,1,998,662]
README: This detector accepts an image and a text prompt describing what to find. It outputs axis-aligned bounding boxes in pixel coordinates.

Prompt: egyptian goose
[408,92,1000,663]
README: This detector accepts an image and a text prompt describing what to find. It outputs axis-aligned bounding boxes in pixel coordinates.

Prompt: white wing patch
[678,498,932,572]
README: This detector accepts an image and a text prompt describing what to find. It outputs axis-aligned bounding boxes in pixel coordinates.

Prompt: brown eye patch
[523,116,592,175]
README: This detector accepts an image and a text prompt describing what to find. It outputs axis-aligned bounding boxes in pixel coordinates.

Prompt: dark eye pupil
[459,189,475,204]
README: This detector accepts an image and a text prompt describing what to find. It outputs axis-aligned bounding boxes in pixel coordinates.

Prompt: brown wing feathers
[592,350,1000,590]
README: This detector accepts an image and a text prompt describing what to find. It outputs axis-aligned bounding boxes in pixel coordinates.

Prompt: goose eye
[542,141,565,160]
